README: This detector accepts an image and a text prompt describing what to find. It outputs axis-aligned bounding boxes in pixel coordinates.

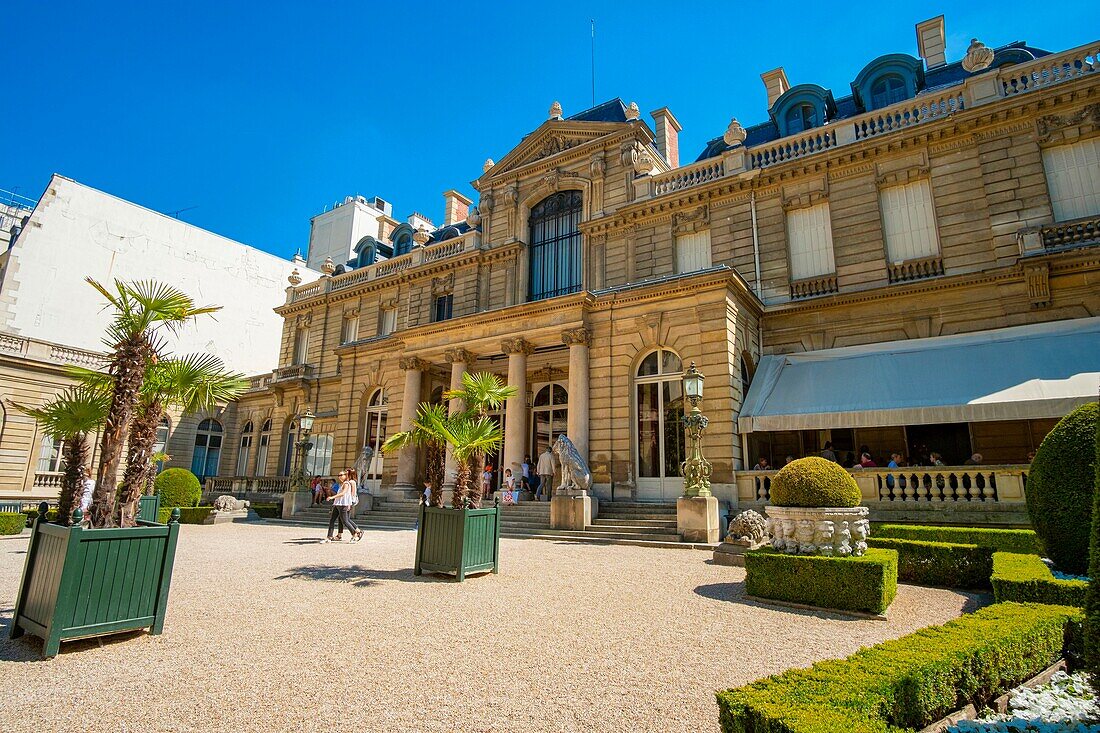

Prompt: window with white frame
[292,327,309,365]
[341,315,358,345]
[255,419,272,475]
[37,435,65,472]
[1042,138,1100,222]
[879,179,940,263]
[786,203,836,280]
[236,420,253,475]
[305,433,334,477]
[379,307,397,336]
[675,229,712,274]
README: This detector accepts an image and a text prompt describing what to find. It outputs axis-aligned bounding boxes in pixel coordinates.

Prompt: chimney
[916,16,947,69]
[761,68,791,109]
[443,190,472,226]
[650,107,682,168]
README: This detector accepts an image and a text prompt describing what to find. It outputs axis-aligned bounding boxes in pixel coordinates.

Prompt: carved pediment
[479,121,628,181]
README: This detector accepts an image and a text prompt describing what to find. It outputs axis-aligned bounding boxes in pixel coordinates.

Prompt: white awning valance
[738,318,1100,433]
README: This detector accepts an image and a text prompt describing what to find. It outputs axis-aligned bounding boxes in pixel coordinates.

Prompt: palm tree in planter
[85,278,219,528]
[10,385,109,526]
[442,372,516,507]
[384,403,450,507]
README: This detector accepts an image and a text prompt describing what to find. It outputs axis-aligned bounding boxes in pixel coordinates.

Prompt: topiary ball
[1026,401,1098,575]
[154,468,202,509]
[770,457,861,508]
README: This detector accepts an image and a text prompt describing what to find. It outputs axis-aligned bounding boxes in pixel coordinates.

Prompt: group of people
[320,468,363,544]
[481,446,558,504]
[752,441,992,472]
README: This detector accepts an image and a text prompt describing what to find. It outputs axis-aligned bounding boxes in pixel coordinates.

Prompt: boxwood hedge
[0,512,25,535]
[250,502,280,519]
[154,467,202,509]
[156,506,212,525]
[769,457,861,508]
[991,551,1087,607]
[744,547,897,615]
[873,523,1043,555]
[866,537,993,589]
[716,602,1082,733]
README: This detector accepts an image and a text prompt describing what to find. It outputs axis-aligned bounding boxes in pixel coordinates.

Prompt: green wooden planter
[9,502,182,657]
[414,502,500,582]
[137,494,161,523]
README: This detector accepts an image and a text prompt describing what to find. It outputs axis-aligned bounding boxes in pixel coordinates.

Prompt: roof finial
[962,38,995,72]
[548,101,563,120]
[483,158,495,173]
[723,118,747,147]
[625,101,640,121]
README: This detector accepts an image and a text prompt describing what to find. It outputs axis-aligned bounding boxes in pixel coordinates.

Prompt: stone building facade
[223,18,1100,509]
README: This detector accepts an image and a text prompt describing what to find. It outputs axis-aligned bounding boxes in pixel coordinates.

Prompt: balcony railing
[206,476,295,494]
[999,42,1099,96]
[852,90,964,141]
[789,274,838,300]
[652,159,725,197]
[32,471,64,490]
[887,255,943,283]
[0,334,105,368]
[273,363,315,381]
[750,127,837,170]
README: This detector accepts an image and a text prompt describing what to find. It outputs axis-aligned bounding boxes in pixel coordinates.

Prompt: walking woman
[322,469,363,543]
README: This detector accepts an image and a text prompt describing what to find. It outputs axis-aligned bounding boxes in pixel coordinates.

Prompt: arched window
[635,348,686,500]
[362,388,388,482]
[256,419,272,476]
[870,75,907,108]
[531,383,568,458]
[785,104,817,134]
[528,190,583,302]
[236,420,254,475]
[282,418,301,476]
[393,232,413,257]
[191,418,223,481]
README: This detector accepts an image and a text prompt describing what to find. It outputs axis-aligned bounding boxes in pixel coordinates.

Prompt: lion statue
[213,495,250,512]
[353,445,374,480]
[725,510,767,544]
[552,435,592,494]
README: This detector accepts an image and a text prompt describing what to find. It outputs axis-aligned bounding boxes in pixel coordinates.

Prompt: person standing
[820,441,838,463]
[536,446,555,501]
[322,469,363,544]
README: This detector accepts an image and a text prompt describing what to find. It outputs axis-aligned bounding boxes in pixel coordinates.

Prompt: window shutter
[786,203,836,280]
[1043,138,1100,222]
[675,230,712,273]
[880,180,939,263]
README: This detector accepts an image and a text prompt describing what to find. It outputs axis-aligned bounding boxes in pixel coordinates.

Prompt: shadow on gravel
[0,605,151,662]
[694,582,875,622]
[274,564,439,586]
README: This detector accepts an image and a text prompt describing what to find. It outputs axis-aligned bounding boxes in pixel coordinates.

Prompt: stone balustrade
[851,90,964,141]
[0,333,105,368]
[789,274,838,300]
[273,363,315,381]
[887,255,944,283]
[32,471,64,490]
[651,159,725,197]
[998,41,1099,97]
[749,128,837,170]
[206,476,295,494]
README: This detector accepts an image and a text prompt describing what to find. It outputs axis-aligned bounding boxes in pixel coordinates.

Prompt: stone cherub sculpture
[725,510,767,546]
[213,495,250,512]
[552,434,592,494]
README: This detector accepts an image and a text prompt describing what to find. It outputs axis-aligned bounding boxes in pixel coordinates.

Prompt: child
[503,468,516,505]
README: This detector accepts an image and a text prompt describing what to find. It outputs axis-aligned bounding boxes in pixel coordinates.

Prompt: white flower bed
[949,671,1100,732]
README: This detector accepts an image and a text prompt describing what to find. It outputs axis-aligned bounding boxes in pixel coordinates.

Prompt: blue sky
[3,1,1095,259]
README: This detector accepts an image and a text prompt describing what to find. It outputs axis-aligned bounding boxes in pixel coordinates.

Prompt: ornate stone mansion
[218,17,1099,520]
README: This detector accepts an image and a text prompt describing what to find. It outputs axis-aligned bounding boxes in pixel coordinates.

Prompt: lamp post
[293,408,316,491]
[680,362,712,498]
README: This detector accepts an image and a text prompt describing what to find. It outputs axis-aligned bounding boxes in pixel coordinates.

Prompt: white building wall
[0,175,320,375]
[306,197,386,269]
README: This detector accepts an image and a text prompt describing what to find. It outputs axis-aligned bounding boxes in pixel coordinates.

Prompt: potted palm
[442,372,516,508]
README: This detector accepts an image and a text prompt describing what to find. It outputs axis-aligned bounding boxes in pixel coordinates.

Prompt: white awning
[738,318,1100,433]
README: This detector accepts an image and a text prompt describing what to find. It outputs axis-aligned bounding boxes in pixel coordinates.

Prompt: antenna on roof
[590,19,596,107]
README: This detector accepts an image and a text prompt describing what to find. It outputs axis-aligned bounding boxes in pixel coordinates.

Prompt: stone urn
[764,505,870,557]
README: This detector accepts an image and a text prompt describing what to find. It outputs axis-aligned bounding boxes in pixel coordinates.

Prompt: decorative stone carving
[479,192,494,214]
[483,158,495,173]
[320,257,336,275]
[398,356,431,372]
[501,337,533,356]
[765,505,871,557]
[294,313,312,327]
[625,101,640,121]
[725,510,767,544]
[504,185,519,207]
[1026,263,1051,309]
[561,327,591,347]
[633,150,656,176]
[589,155,606,179]
[962,38,995,73]
[288,269,302,286]
[431,272,454,296]
[1036,104,1100,144]
[444,347,476,365]
[536,135,583,161]
[380,296,398,310]
[549,100,563,120]
[723,118,747,147]
[552,434,592,494]
[672,205,709,234]
[213,495,250,512]
[465,206,481,229]
[412,226,431,246]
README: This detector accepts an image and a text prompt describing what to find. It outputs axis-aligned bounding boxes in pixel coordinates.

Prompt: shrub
[0,512,25,535]
[154,468,202,509]
[744,547,897,614]
[867,537,993,589]
[769,456,861,508]
[156,506,211,524]
[1088,406,1100,691]
[1026,402,1098,575]
[21,508,58,526]
[874,523,1043,555]
[251,503,280,519]
[716,602,1082,733]
[991,552,1087,606]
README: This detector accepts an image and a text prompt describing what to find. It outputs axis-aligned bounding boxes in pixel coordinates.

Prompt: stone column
[395,356,429,491]
[562,327,591,462]
[501,337,533,480]
[443,347,475,487]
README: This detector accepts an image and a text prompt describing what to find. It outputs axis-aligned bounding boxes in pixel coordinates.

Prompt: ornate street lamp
[680,362,712,498]
[293,408,316,490]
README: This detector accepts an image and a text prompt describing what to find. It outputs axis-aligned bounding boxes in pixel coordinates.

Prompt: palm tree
[11,386,109,525]
[85,278,219,527]
[383,403,450,507]
[442,372,516,507]
[440,415,504,507]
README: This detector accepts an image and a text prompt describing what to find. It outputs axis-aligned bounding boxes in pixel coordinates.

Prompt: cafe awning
[738,318,1100,433]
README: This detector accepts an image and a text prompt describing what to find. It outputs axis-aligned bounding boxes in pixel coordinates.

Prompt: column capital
[561,327,591,347]
[399,356,431,372]
[444,347,477,366]
[501,337,534,356]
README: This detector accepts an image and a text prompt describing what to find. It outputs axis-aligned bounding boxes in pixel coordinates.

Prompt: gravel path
[0,523,985,732]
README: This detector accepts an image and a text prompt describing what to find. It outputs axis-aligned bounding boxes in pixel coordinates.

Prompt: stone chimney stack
[443,190,472,226]
[916,16,947,69]
[650,107,682,168]
[761,68,791,108]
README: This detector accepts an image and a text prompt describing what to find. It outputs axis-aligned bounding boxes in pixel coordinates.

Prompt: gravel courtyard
[0,522,985,733]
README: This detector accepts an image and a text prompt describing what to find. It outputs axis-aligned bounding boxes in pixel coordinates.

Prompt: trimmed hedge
[991,551,1087,607]
[154,467,202,509]
[251,503,280,519]
[716,602,1082,733]
[156,506,213,525]
[874,524,1043,555]
[867,537,992,590]
[769,457,861,508]
[1087,401,1100,690]
[1026,402,1098,575]
[745,547,897,615]
[21,508,58,526]
[0,512,25,535]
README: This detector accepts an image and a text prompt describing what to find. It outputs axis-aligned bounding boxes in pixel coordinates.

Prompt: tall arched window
[256,419,272,476]
[528,190,583,302]
[236,420,254,475]
[362,388,388,482]
[153,416,171,455]
[785,104,817,134]
[531,383,568,457]
[191,418,223,481]
[393,231,413,256]
[870,75,907,108]
[282,418,301,476]
[635,348,686,500]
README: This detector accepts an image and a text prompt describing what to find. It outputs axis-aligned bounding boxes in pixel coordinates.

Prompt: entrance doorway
[634,349,686,501]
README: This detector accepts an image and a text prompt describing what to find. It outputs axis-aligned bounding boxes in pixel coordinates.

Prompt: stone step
[591,518,678,527]
[585,524,677,535]
[597,513,679,522]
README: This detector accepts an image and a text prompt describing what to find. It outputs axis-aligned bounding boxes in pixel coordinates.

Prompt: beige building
[220,19,1099,525]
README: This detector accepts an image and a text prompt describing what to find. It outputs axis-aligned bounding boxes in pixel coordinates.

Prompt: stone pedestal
[281,490,311,520]
[765,505,871,556]
[712,538,767,566]
[677,495,720,543]
[207,508,253,525]
[550,492,597,531]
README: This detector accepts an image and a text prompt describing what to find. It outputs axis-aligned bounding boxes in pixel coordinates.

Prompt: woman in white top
[322,469,363,543]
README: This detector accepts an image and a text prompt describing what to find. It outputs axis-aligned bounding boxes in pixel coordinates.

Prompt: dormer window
[394,232,413,256]
[785,104,817,134]
[852,54,923,112]
[870,75,907,108]
[771,84,835,137]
